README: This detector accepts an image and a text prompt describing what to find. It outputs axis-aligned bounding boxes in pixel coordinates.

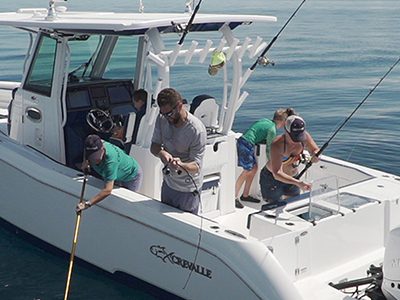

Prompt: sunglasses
[160,105,178,118]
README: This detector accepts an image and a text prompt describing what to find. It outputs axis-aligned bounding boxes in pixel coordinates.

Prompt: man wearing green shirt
[77,134,142,212]
[235,108,295,208]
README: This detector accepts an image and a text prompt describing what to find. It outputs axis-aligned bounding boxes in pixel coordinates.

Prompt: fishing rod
[178,0,204,45]
[250,0,306,71]
[297,56,400,179]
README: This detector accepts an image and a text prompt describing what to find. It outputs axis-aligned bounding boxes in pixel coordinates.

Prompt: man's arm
[171,158,200,174]
[150,142,162,157]
[183,125,206,174]
[76,180,114,212]
[151,142,173,165]
[89,180,114,206]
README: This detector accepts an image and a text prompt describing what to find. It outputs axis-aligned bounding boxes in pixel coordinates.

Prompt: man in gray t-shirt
[151,88,206,214]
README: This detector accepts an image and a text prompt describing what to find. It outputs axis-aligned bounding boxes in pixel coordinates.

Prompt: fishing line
[344,115,375,162]
[163,161,204,290]
[179,163,203,290]
[297,56,400,179]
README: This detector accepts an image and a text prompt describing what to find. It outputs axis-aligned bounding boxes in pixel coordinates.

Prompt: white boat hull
[0,135,302,300]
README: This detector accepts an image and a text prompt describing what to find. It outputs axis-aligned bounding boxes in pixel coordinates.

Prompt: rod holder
[216,39,227,52]
[147,51,166,67]
[237,37,251,59]
[199,40,213,63]
[146,28,164,54]
[184,41,199,65]
[248,36,262,58]
[240,68,253,89]
[169,43,183,66]
[154,78,163,98]
[253,42,267,58]
[226,38,239,61]
[235,91,249,112]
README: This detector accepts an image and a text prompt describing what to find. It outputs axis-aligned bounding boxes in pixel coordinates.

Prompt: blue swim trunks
[237,137,256,171]
[259,167,300,203]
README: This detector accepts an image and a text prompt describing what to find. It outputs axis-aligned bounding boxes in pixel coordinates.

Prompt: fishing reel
[162,163,182,175]
[257,56,275,67]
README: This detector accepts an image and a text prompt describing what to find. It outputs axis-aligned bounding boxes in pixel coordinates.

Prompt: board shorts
[237,137,256,171]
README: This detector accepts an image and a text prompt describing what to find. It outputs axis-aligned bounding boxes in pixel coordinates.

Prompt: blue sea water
[0,0,399,299]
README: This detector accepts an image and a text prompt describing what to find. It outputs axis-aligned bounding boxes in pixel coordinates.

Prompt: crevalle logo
[150,245,212,279]
[391,258,400,268]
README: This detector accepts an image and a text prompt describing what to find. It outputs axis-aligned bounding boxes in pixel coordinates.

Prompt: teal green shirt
[242,118,277,159]
[92,141,139,182]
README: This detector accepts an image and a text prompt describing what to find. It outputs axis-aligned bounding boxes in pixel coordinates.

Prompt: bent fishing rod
[250,0,306,71]
[297,56,400,180]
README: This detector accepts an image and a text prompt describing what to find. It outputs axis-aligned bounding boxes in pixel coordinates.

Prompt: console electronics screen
[108,85,132,105]
[67,89,91,109]
[90,86,107,98]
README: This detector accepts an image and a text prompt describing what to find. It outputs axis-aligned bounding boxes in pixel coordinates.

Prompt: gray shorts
[161,181,200,214]
[117,167,143,192]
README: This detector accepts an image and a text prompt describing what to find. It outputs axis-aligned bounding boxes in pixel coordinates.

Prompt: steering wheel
[86,109,114,133]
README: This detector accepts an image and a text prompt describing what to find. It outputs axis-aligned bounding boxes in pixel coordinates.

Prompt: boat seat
[190,94,219,128]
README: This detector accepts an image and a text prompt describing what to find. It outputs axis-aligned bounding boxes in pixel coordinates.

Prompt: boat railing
[0,81,19,111]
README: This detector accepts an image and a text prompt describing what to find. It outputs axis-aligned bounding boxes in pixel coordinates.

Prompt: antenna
[185,0,194,13]
[138,0,144,13]
[46,0,67,20]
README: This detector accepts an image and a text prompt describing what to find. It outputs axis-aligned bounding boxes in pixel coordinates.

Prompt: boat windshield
[68,35,138,82]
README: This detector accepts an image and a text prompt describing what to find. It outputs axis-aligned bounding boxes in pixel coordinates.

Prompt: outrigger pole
[250,0,307,71]
[178,0,204,45]
[297,56,400,179]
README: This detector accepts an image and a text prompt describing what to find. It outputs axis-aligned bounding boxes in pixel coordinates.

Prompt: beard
[167,113,181,125]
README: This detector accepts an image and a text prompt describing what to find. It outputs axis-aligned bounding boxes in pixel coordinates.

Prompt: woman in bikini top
[265,115,320,193]
[280,134,305,176]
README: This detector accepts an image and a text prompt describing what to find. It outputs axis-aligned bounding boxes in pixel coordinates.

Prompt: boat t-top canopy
[0,9,277,34]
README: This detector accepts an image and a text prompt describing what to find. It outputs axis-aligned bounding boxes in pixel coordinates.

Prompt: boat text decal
[150,245,212,279]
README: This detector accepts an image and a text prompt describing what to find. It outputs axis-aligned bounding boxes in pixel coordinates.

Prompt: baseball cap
[285,115,307,142]
[84,134,104,162]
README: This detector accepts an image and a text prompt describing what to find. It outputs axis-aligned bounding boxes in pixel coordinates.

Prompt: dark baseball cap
[285,115,307,142]
[84,134,104,162]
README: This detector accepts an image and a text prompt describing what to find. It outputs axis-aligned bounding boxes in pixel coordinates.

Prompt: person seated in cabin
[131,88,147,143]
[259,115,320,204]
[111,88,147,145]
[110,114,125,141]
[150,88,206,215]
[76,134,142,212]
[235,108,295,209]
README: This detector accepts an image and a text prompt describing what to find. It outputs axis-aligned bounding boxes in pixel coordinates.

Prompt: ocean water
[0,0,399,299]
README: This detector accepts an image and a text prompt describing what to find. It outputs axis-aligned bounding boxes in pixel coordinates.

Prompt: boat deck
[212,160,400,295]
